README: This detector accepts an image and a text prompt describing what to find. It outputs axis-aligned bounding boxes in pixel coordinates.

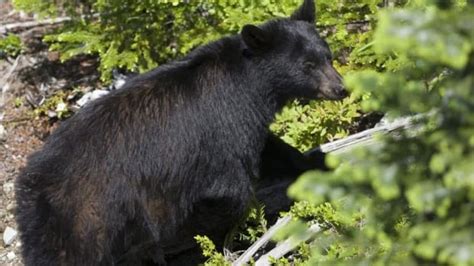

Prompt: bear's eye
[304,61,316,70]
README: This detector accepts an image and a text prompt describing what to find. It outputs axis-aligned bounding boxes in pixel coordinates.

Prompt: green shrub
[0,33,23,58]
[32,91,73,119]
[271,95,361,151]
[289,0,474,264]
[195,235,230,266]
[16,1,308,81]
[232,203,267,248]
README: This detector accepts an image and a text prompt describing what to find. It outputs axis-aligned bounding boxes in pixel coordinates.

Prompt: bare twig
[0,56,21,88]
[232,216,291,266]
[0,14,99,34]
[255,224,321,266]
[309,116,416,155]
[0,117,33,124]
[1,56,21,109]
[0,17,72,34]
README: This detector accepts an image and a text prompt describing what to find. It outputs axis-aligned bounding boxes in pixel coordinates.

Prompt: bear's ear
[241,25,270,51]
[291,0,316,24]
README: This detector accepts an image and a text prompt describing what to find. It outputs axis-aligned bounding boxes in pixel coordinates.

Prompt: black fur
[15,0,345,265]
[164,135,329,265]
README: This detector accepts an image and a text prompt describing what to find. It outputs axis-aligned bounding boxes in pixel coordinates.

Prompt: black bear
[164,135,330,265]
[15,0,346,265]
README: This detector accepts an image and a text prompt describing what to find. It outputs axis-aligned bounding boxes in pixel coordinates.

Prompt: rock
[6,202,15,212]
[55,102,68,113]
[0,125,6,142]
[108,70,132,90]
[2,182,14,195]
[47,110,57,118]
[6,251,16,260]
[3,227,17,246]
[76,90,110,107]
[114,79,126,89]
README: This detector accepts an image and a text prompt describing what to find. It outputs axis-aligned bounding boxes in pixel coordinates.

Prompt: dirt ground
[1,4,32,264]
[0,110,46,265]
[1,3,101,263]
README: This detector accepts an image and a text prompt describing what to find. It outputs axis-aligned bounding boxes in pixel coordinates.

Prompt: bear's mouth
[317,87,347,100]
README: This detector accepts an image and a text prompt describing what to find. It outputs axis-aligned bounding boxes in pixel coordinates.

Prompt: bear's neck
[163,35,280,134]
[196,60,280,172]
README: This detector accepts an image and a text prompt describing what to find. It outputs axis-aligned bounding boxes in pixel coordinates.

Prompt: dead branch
[0,14,98,34]
[232,216,292,266]
[0,17,72,34]
[255,224,320,266]
[0,55,21,89]
[1,56,21,109]
[309,115,416,155]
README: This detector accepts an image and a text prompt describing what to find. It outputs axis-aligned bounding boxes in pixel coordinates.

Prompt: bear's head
[241,0,348,104]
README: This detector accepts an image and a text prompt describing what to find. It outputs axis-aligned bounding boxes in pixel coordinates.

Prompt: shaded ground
[0,110,48,265]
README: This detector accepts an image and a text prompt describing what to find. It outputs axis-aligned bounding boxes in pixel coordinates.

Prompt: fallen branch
[0,17,72,34]
[0,14,98,34]
[0,116,33,124]
[232,216,291,266]
[309,116,416,154]
[0,55,21,89]
[0,56,21,109]
[255,224,320,266]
